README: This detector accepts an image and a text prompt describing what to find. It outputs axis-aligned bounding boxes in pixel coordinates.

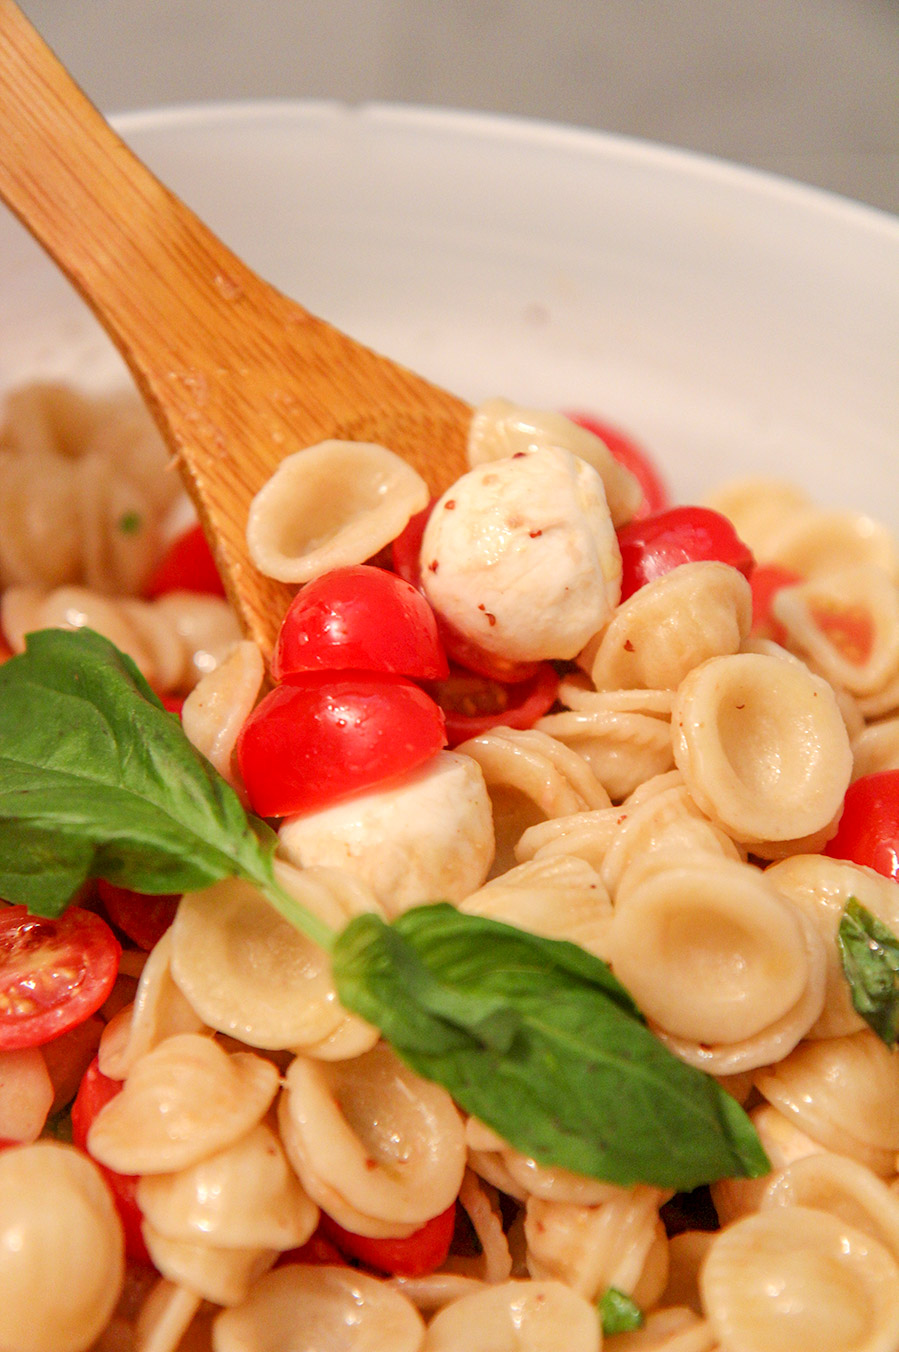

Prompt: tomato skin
[72,1056,151,1264]
[749,563,804,643]
[616,505,755,602]
[236,672,447,818]
[96,881,180,952]
[824,771,899,882]
[566,412,670,518]
[0,907,121,1051]
[391,503,541,685]
[319,1203,456,1277]
[272,564,448,682]
[143,522,226,598]
[430,662,560,747]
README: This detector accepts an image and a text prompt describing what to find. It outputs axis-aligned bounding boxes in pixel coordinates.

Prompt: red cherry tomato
[96,881,180,952]
[824,771,899,882]
[272,564,448,682]
[72,1056,151,1264]
[566,412,670,518]
[391,503,541,685]
[158,693,185,716]
[749,563,804,643]
[278,1232,348,1267]
[430,663,560,747]
[0,907,121,1050]
[236,672,447,818]
[144,522,226,599]
[616,505,755,603]
[319,1203,456,1277]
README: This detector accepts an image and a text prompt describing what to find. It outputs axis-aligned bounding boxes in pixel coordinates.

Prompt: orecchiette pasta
[246,439,429,583]
[671,650,852,844]
[7,373,899,1352]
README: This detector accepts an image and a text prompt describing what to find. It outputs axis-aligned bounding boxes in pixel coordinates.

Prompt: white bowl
[1,101,897,529]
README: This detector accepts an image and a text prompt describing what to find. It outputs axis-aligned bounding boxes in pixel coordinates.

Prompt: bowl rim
[109,97,899,238]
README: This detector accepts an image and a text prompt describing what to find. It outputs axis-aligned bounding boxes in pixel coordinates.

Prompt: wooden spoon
[0,1,471,659]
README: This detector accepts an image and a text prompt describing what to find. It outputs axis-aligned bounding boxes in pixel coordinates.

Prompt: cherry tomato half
[0,907,120,1051]
[71,1056,151,1263]
[236,672,447,818]
[272,564,448,682]
[391,503,540,685]
[566,412,670,518]
[749,563,804,643]
[319,1203,456,1277]
[429,662,560,747]
[96,881,180,952]
[824,771,899,882]
[143,522,226,599]
[616,505,755,603]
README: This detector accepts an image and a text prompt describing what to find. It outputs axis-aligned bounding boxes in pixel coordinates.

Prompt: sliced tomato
[272,564,448,681]
[143,522,226,599]
[807,597,876,667]
[430,662,560,747]
[236,672,447,818]
[824,771,899,882]
[566,412,670,518]
[319,1203,456,1277]
[0,907,120,1051]
[749,563,803,643]
[96,881,180,952]
[158,692,185,716]
[616,505,755,602]
[71,1056,151,1264]
[392,502,540,685]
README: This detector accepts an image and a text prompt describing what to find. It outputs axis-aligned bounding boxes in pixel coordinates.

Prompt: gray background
[15,0,899,215]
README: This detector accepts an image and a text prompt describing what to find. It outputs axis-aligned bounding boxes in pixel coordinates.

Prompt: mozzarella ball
[277,751,494,918]
[420,447,621,662]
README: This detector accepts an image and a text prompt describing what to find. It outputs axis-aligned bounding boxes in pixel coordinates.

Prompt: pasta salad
[0,384,898,1352]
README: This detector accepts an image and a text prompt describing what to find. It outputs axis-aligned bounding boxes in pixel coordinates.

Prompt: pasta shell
[700,1206,899,1352]
[0,1046,53,1143]
[459,854,613,960]
[456,727,611,876]
[422,1278,601,1351]
[583,561,751,693]
[181,639,265,792]
[279,1043,466,1232]
[246,440,428,583]
[603,1306,718,1350]
[212,1265,426,1352]
[754,1031,899,1176]
[138,1122,319,1251]
[851,716,899,779]
[536,708,674,802]
[671,651,852,842]
[87,1033,280,1175]
[772,566,899,696]
[761,1153,899,1266]
[0,1142,124,1352]
[141,1227,276,1308]
[524,1187,667,1304]
[764,854,899,1039]
[170,864,380,1052]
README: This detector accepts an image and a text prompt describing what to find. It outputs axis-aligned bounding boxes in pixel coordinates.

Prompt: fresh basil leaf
[838,896,899,1046]
[333,904,770,1191]
[0,628,280,916]
[599,1288,643,1336]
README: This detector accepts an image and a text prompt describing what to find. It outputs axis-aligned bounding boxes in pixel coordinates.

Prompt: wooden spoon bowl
[0,0,471,659]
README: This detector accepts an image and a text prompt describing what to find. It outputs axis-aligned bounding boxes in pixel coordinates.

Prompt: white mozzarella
[420,446,621,662]
[277,751,495,918]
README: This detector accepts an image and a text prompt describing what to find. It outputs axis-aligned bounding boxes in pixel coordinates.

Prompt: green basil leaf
[333,904,770,1191]
[0,628,279,916]
[599,1288,644,1336]
[838,896,899,1046]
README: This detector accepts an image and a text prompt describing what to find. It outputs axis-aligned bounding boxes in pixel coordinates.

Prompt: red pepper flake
[512,451,527,459]
[428,559,439,573]
[444,499,457,510]
[529,529,543,538]
[486,613,497,626]
[624,639,635,652]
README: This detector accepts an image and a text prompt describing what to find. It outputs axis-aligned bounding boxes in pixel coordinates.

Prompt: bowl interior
[1,101,896,529]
